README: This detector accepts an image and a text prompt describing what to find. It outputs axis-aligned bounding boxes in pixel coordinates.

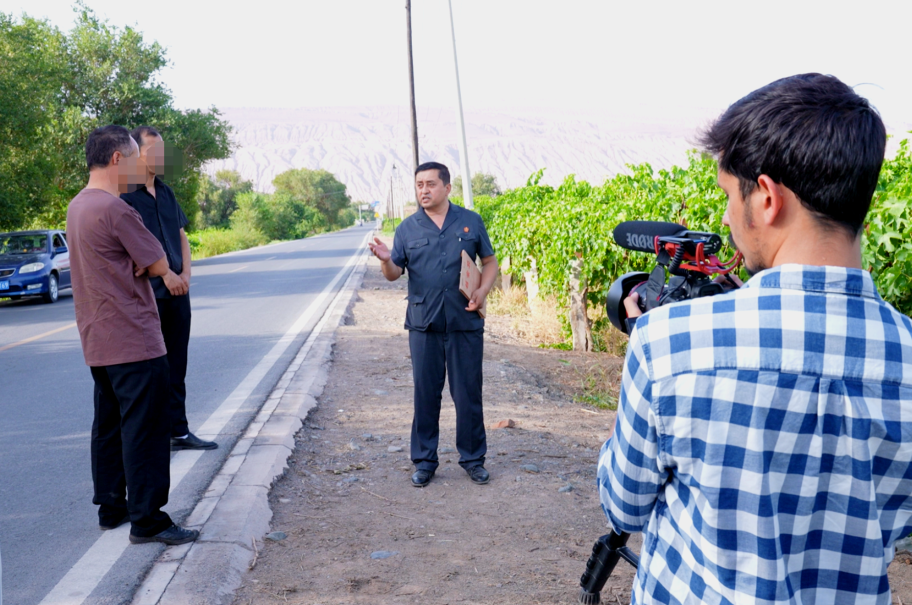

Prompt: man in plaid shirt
[598,73,912,604]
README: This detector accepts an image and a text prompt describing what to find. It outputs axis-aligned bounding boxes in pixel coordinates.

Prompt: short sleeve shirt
[121,178,189,298]
[66,188,167,367]
[390,202,494,332]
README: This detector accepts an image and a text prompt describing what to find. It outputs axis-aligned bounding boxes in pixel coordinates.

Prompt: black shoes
[171,432,218,451]
[467,466,490,485]
[129,524,200,545]
[411,469,434,487]
[411,466,489,486]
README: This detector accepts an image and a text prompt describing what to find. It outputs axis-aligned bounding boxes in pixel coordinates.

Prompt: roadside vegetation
[190,168,362,259]
[0,4,232,231]
[0,6,363,261]
[469,145,912,353]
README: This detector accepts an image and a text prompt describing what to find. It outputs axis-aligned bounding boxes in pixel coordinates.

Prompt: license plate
[0,281,8,290]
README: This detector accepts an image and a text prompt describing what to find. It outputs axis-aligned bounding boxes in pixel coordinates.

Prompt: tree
[0,15,66,230]
[0,4,233,230]
[197,170,253,228]
[230,191,327,241]
[272,168,351,227]
[452,172,502,199]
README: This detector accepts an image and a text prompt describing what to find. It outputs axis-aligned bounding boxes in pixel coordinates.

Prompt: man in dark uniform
[121,126,217,451]
[369,162,498,487]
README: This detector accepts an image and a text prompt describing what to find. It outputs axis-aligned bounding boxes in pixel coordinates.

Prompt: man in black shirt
[121,126,217,451]
[369,162,498,487]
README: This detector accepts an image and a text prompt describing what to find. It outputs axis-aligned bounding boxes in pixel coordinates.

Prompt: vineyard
[465,140,912,348]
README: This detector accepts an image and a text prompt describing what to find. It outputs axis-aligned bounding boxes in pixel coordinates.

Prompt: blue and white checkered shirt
[598,264,912,604]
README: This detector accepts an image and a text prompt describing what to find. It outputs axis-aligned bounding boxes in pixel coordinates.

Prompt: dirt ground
[233,243,912,605]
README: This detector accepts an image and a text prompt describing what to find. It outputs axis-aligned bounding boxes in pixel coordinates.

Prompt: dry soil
[232,243,912,605]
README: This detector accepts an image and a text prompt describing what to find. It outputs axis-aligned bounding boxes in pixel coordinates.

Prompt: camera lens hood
[606,271,650,334]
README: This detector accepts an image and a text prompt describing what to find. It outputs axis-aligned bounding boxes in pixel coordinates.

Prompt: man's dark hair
[85,125,135,170]
[131,126,161,149]
[699,73,886,236]
[415,161,450,186]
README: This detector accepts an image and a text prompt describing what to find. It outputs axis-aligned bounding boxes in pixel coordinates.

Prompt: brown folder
[459,250,486,318]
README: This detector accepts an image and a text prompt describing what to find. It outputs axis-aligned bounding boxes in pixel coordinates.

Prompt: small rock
[278,498,291,504]
[388,445,404,453]
[349,440,362,451]
[491,419,516,429]
[558,484,574,493]
[520,464,540,474]
[521,405,530,409]
[515,476,522,482]
[343,476,359,483]
[265,531,287,542]
[374,390,389,396]
[439,446,456,454]
[370,550,399,560]
[362,433,373,440]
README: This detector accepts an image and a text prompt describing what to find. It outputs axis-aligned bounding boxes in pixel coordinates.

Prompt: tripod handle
[578,531,639,605]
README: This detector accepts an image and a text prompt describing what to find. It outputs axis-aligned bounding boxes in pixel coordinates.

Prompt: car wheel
[42,273,59,303]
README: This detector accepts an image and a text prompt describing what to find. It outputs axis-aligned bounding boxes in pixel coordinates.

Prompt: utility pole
[447,0,473,209]
[406,0,419,180]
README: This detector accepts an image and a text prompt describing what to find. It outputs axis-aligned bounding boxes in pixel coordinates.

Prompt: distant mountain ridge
[205,106,911,203]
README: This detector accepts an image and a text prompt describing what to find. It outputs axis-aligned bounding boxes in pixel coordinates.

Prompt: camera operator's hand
[714,273,743,291]
[624,292,644,319]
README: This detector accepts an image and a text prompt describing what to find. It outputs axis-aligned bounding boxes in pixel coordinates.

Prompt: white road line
[265,256,276,261]
[226,265,248,273]
[37,231,371,605]
[133,242,370,605]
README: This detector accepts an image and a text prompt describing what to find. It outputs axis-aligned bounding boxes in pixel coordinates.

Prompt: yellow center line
[227,265,248,274]
[0,322,78,353]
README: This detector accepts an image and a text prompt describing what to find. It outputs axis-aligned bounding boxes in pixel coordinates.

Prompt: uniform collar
[743,264,881,300]
[417,201,461,233]
[131,176,165,195]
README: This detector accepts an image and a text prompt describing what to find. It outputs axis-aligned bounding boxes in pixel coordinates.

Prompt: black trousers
[90,356,172,537]
[409,329,486,472]
[156,295,191,438]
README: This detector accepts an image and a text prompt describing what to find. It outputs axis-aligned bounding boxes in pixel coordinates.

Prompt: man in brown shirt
[67,125,198,545]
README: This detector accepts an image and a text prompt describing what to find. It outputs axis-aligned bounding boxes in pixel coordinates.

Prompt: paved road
[0,225,373,605]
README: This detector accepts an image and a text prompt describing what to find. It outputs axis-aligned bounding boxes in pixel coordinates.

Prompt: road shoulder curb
[132,248,369,605]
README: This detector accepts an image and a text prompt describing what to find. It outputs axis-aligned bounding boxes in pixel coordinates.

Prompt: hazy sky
[7,0,912,127]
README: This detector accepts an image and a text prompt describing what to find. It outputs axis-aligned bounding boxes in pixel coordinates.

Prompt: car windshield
[0,234,48,255]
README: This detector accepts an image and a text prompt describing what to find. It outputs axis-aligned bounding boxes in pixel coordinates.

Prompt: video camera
[574,221,742,604]
[606,221,743,334]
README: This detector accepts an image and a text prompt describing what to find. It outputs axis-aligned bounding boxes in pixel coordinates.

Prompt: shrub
[189,226,268,259]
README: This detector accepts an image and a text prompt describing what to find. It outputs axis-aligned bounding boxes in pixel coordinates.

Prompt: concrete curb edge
[132,248,370,605]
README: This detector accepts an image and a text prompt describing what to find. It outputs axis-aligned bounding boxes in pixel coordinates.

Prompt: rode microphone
[612,221,687,253]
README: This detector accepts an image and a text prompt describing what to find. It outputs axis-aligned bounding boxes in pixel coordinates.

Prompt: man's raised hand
[368,237,391,262]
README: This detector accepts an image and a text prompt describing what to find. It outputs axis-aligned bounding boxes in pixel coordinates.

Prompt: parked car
[0,230,71,303]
